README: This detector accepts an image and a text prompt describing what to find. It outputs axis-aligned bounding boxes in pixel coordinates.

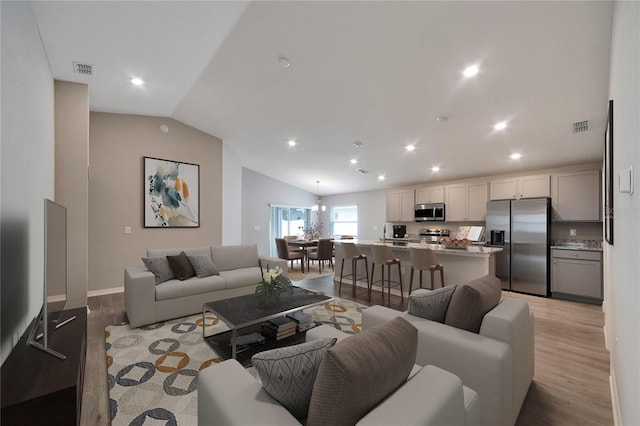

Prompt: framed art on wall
[144,156,200,228]
[604,100,613,245]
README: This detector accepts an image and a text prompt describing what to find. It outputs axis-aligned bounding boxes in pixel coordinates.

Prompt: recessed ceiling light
[510,153,522,160]
[288,139,296,147]
[436,115,449,123]
[463,65,479,78]
[350,159,358,165]
[494,121,508,130]
[378,175,385,181]
[432,166,440,172]
[406,144,416,152]
[353,141,363,148]
[131,78,144,86]
[278,56,291,68]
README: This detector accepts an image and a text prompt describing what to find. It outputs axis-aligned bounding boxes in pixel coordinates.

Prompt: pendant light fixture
[312,180,326,212]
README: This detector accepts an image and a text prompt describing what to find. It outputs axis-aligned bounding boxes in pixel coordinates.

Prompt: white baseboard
[88,286,124,298]
[610,367,622,426]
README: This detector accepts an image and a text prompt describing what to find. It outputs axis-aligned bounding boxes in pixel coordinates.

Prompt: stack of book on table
[286,311,315,332]
[261,317,296,341]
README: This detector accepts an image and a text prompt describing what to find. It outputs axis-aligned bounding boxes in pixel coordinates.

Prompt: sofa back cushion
[306,316,417,426]
[211,244,259,271]
[444,275,502,333]
[147,246,212,259]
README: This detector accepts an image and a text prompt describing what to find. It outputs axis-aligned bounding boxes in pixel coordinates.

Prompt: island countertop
[333,239,503,257]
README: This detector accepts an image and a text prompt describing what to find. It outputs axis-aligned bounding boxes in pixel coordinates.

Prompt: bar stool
[408,247,444,294]
[339,243,369,296]
[369,245,403,304]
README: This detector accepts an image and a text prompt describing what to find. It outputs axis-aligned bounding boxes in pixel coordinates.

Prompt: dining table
[286,239,318,273]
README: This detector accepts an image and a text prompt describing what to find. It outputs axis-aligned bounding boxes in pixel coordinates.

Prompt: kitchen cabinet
[490,175,550,200]
[386,189,415,222]
[551,249,602,302]
[445,182,488,221]
[415,186,444,204]
[551,170,601,221]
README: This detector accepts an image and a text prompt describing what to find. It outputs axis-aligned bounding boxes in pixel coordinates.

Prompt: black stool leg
[409,266,414,295]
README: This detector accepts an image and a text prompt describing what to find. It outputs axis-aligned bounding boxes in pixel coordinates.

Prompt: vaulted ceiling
[32,1,613,195]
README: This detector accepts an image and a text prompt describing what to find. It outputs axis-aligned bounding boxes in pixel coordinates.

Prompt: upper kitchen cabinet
[490,175,550,200]
[415,186,444,204]
[445,182,488,221]
[551,170,601,221]
[386,189,415,222]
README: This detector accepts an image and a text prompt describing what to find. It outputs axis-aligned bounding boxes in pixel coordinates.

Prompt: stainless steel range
[418,228,450,244]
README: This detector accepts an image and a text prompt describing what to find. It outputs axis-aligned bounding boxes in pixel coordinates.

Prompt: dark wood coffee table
[202,286,333,366]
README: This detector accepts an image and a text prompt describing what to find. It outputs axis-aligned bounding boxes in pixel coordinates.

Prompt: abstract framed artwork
[604,99,613,245]
[144,157,200,228]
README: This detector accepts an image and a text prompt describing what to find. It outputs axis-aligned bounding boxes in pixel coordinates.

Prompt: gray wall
[319,190,387,240]
[1,1,55,363]
[55,81,89,309]
[88,113,223,294]
[241,168,316,256]
[222,143,243,245]
[606,2,640,423]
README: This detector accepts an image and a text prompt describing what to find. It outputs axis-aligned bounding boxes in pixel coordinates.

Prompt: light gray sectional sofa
[362,294,534,426]
[124,244,286,328]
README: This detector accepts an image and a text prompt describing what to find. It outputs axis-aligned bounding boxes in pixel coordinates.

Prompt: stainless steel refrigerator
[486,198,551,296]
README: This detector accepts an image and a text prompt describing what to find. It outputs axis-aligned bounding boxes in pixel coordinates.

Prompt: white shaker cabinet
[490,175,550,200]
[415,186,444,204]
[445,182,488,221]
[386,189,415,222]
[551,170,601,221]
[551,249,602,301]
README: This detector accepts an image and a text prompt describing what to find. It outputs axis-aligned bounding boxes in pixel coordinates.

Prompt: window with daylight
[269,206,310,256]
[331,205,358,237]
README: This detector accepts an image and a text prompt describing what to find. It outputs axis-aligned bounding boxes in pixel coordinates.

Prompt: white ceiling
[31,1,613,196]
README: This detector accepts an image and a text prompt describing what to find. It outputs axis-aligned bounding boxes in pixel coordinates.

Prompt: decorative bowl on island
[441,237,469,249]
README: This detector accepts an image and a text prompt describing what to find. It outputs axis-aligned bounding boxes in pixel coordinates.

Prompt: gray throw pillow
[252,338,337,420]
[166,251,196,281]
[307,316,417,426]
[445,275,502,333]
[408,285,457,323]
[141,256,175,284]
[187,255,219,278]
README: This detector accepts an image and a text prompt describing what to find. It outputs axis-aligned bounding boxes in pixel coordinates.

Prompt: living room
[1,1,638,425]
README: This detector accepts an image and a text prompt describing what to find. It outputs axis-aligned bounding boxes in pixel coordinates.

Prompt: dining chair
[408,247,444,293]
[307,238,334,273]
[275,238,304,272]
[283,235,304,255]
[370,245,403,304]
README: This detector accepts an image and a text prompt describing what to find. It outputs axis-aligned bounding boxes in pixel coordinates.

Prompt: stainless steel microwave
[415,203,446,222]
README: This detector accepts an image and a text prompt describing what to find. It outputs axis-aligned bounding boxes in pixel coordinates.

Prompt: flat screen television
[27,199,75,360]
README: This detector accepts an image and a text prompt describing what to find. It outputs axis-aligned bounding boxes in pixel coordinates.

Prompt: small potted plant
[255,266,293,308]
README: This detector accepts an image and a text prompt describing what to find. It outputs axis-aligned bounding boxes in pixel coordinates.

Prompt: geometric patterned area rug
[106,296,366,425]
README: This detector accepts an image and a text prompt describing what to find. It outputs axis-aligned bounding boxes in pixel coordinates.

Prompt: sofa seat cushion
[212,244,259,272]
[220,267,262,289]
[155,275,226,301]
[445,275,502,333]
[307,316,417,426]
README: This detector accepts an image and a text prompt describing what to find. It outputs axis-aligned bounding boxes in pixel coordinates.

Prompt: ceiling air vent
[73,62,94,76]
[355,168,369,174]
[573,120,589,133]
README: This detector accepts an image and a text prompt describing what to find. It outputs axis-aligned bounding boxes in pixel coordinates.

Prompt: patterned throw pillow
[141,256,175,284]
[408,286,457,323]
[251,337,337,420]
[187,255,219,278]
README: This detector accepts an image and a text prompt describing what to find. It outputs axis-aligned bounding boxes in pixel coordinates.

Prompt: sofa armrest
[124,266,157,328]
[198,359,300,426]
[259,256,288,277]
[357,365,467,426]
[362,305,512,426]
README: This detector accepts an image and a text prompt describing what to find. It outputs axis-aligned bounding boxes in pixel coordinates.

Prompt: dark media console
[1,307,87,425]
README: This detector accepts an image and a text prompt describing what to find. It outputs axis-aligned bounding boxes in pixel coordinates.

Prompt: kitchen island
[333,239,503,296]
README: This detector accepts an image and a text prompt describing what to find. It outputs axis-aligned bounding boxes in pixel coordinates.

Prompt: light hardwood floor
[81,268,613,425]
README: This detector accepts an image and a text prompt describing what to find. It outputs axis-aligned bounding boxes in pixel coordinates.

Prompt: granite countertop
[550,245,603,252]
[333,239,503,257]
[551,239,603,252]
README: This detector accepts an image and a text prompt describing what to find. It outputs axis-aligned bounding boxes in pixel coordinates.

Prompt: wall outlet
[569,228,576,236]
[254,225,261,231]
[124,226,131,234]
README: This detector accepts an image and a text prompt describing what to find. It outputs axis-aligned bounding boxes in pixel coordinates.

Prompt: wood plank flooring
[81,269,612,425]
